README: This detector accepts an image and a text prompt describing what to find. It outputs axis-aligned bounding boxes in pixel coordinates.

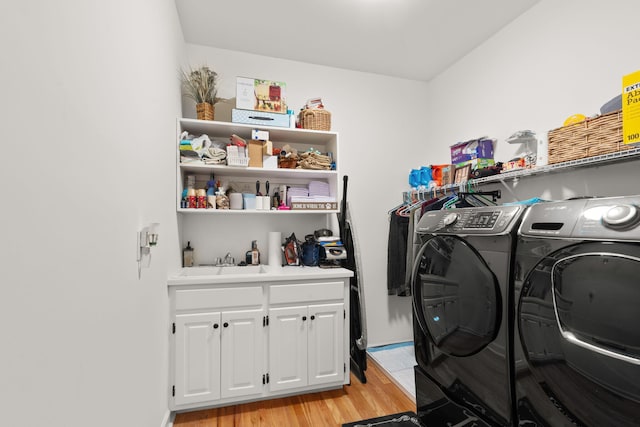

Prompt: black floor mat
[343,411,424,427]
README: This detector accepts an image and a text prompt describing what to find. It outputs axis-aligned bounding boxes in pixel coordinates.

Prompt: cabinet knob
[213,323,219,329]
[223,322,229,328]
[302,316,307,321]
[310,315,315,320]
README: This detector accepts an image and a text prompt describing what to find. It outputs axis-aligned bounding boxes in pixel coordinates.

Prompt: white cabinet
[219,309,263,399]
[176,119,340,215]
[268,306,307,391]
[174,308,263,406]
[171,285,264,408]
[269,302,344,392]
[307,303,345,386]
[267,281,346,393]
[169,277,350,412]
[174,312,221,405]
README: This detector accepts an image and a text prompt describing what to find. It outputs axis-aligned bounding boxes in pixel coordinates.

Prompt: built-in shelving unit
[177,118,340,214]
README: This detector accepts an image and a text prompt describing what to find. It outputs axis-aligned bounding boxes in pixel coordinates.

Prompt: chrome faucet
[223,252,234,266]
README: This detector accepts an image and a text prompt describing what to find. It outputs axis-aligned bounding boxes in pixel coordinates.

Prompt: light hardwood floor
[173,356,416,426]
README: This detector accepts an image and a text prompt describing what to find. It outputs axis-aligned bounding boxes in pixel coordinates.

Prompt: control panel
[416,205,524,235]
[521,196,640,241]
[574,197,640,240]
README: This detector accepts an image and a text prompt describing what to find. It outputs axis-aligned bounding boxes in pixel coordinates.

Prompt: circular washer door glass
[412,235,500,356]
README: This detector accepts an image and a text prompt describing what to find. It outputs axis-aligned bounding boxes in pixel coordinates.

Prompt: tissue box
[252,129,269,141]
[450,138,494,164]
[236,77,287,113]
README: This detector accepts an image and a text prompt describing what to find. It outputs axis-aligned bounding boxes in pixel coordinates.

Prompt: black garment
[387,213,409,295]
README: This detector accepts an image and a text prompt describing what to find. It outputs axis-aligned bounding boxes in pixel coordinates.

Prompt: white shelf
[472,146,640,185]
[179,118,337,145]
[179,162,338,180]
[177,208,338,215]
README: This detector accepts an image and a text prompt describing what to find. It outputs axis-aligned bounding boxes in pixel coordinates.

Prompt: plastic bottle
[287,109,296,129]
[251,240,260,265]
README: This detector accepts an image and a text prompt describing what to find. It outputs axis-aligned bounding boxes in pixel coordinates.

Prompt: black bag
[301,234,320,266]
[283,233,301,266]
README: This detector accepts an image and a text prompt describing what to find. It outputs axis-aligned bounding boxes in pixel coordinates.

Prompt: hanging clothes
[387,210,409,295]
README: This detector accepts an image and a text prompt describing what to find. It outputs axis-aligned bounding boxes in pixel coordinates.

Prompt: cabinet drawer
[175,286,262,311]
[270,281,344,304]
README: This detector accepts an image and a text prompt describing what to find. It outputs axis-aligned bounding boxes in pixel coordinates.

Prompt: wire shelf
[402,147,640,198]
[471,146,640,185]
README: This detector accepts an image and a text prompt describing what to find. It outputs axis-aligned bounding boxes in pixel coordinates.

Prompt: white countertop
[167,265,354,286]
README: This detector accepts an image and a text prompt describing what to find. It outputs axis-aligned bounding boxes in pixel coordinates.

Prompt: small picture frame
[453,164,472,184]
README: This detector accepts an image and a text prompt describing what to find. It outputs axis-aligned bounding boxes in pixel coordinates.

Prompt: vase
[196,102,214,121]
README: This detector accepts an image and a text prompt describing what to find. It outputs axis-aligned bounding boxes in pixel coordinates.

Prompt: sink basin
[217,265,266,275]
[179,265,268,277]
[179,267,220,277]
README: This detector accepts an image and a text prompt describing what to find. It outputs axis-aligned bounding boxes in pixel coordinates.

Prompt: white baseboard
[161,410,175,427]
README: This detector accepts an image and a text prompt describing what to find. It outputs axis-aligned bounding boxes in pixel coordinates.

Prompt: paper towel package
[268,232,282,267]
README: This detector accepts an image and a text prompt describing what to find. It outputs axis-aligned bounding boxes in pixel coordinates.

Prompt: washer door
[412,235,501,357]
[519,241,640,426]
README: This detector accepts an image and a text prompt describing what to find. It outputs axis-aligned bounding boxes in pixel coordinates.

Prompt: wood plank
[174,356,415,426]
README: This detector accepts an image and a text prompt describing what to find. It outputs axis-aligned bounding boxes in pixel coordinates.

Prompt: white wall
[0,1,183,426]
[422,0,640,200]
[183,45,426,346]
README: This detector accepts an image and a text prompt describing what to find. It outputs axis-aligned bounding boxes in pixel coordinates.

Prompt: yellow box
[622,70,640,145]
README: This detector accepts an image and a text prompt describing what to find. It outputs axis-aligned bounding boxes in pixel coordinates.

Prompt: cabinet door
[220,308,264,399]
[269,306,308,392]
[174,312,221,406]
[308,303,344,386]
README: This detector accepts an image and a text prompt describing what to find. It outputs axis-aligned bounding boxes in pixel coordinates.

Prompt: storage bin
[299,108,331,131]
[547,110,633,164]
[232,108,289,128]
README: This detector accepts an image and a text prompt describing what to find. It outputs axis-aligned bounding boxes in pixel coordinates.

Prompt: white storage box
[232,109,290,128]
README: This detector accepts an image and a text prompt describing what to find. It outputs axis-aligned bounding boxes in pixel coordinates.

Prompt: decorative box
[232,109,290,128]
[236,77,287,113]
[450,138,495,164]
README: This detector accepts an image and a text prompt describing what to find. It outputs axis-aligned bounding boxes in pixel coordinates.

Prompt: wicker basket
[278,157,298,169]
[547,110,632,164]
[196,102,214,121]
[299,108,331,131]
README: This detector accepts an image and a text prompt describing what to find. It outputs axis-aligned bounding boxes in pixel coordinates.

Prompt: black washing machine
[515,196,640,426]
[411,204,528,427]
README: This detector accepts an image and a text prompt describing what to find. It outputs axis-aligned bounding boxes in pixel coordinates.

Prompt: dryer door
[518,241,640,426]
[412,235,500,357]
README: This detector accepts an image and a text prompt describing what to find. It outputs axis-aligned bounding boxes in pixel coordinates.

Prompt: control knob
[602,204,640,229]
[443,213,459,227]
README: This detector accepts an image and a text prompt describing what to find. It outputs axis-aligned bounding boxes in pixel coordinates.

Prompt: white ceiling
[175,0,540,82]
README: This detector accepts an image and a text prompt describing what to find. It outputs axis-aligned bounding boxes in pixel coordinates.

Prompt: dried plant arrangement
[181,66,219,120]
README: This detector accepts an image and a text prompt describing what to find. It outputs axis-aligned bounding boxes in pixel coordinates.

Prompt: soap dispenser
[251,240,260,265]
[183,241,194,267]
